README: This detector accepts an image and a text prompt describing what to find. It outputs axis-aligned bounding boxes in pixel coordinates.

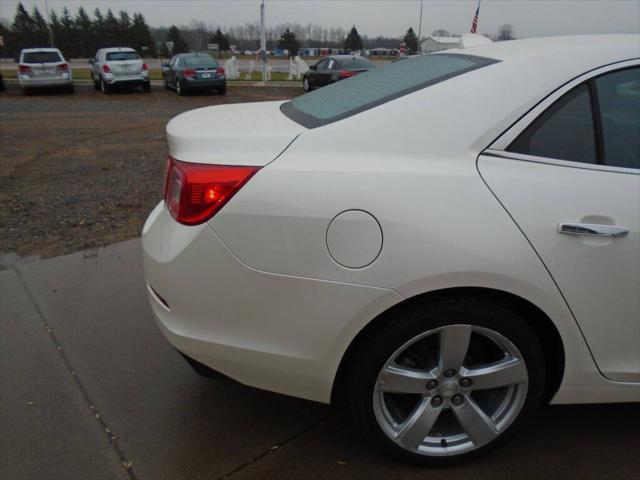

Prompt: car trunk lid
[166,100,307,166]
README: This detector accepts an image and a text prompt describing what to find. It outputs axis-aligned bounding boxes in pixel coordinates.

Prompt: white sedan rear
[142,35,639,464]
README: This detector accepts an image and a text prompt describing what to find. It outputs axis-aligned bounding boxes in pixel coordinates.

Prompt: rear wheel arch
[331,287,565,408]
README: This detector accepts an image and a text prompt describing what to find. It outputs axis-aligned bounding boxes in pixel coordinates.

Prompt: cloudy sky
[1,0,639,38]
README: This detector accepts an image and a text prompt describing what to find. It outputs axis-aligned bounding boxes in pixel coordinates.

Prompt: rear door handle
[558,223,629,237]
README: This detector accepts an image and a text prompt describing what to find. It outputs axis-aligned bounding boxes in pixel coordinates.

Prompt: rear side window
[594,68,640,169]
[508,66,639,169]
[508,84,597,164]
[106,51,140,61]
[282,53,498,128]
[22,52,62,63]
[340,57,375,69]
[184,56,217,68]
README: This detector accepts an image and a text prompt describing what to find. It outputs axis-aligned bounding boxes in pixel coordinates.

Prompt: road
[1,239,638,480]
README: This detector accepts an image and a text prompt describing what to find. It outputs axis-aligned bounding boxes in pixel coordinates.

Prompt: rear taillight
[164,156,260,226]
[142,63,148,71]
[183,68,196,78]
[102,64,111,73]
[216,66,225,75]
[18,64,32,73]
[339,69,356,78]
[57,63,69,71]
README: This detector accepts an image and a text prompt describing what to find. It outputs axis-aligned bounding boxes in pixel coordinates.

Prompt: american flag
[470,1,481,34]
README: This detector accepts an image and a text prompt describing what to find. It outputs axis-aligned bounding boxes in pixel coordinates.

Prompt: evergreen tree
[58,7,77,57]
[210,28,230,52]
[11,3,35,50]
[75,7,94,56]
[31,7,51,47]
[104,9,119,46]
[118,11,132,46]
[344,25,363,52]
[93,8,106,49]
[131,13,156,56]
[0,22,14,57]
[277,28,299,58]
[403,27,419,54]
[49,11,62,51]
[164,25,189,55]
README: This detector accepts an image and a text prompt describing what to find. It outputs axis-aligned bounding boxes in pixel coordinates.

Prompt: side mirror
[162,62,170,69]
[88,58,95,65]
[309,64,317,71]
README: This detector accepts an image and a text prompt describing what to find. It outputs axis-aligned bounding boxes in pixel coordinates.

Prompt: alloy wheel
[372,324,528,456]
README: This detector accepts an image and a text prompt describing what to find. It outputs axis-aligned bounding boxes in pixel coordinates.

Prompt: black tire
[303,76,311,92]
[348,296,545,465]
[176,79,185,96]
[100,79,111,94]
[163,77,169,90]
[67,84,74,94]
[218,85,226,95]
[142,82,151,93]
[92,75,100,90]
[22,87,30,96]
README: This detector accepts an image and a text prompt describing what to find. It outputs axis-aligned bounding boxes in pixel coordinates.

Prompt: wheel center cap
[440,381,458,397]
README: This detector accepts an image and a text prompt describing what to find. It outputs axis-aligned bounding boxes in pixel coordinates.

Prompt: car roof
[21,48,62,53]
[327,55,371,61]
[101,47,137,53]
[305,34,639,162]
[176,53,213,57]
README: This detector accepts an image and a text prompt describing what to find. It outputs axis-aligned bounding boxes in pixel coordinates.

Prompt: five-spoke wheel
[348,297,545,464]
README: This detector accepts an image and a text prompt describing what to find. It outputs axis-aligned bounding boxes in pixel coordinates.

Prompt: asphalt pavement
[1,239,639,480]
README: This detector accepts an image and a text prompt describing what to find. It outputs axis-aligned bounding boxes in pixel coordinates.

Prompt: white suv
[143,35,639,464]
[90,47,150,93]
[18,48,73,94]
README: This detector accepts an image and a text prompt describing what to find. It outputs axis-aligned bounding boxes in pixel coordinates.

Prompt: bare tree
[497,24,515,41]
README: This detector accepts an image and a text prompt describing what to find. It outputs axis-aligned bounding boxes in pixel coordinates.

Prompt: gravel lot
[0,83,300,260]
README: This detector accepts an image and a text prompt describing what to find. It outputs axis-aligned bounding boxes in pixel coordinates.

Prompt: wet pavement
[1,239,639,480]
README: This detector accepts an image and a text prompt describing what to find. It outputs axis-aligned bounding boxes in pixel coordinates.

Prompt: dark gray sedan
[162,53,226,95]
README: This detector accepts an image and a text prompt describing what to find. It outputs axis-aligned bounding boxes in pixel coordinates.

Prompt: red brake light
[339,69,356,78]
[183,68,196,78]
[216,66,225,75]
[164,157,260,226]
[57,63,69,71]
[102,64,111,73]
[142,63,148,71]
[18,64,32,73]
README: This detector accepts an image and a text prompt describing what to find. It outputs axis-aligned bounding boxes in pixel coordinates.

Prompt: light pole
[260,0,267,83]
[417,0,423,53]
[43,0,55,47]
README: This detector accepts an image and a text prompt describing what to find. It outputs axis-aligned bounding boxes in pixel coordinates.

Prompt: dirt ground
[0,83,299,259]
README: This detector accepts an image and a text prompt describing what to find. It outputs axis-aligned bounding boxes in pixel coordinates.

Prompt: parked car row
[10,47,227,96]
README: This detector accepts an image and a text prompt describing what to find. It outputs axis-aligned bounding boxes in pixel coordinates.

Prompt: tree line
[0,2,515,59]
[0,3,157,58]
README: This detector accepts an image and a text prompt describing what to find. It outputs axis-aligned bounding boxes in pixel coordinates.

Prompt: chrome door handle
[558,223,629,237]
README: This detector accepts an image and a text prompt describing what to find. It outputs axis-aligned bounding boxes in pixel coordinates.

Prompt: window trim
[488,59,639,175]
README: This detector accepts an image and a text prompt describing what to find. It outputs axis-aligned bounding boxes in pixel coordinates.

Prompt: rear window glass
[184,56,217,68]
[22,52,62,63]
[340,57,375,69]
[106,51,140,61]
[282,53,498,128]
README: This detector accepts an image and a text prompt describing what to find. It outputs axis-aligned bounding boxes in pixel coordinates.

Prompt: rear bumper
[183,78,226,90]
[106,75,149,86]
[19,76,72,87]
[141,201,401,403]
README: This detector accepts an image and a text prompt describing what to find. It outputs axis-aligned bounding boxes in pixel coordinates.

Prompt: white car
[143,35,639,464]
[18,48,73,94]
[90,47,150,93]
